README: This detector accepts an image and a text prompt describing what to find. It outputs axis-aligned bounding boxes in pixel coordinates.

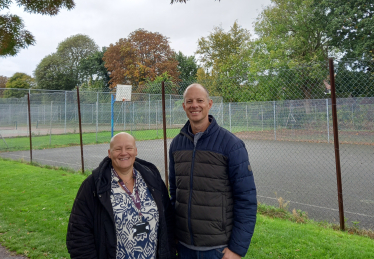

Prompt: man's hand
[222,247,241,259]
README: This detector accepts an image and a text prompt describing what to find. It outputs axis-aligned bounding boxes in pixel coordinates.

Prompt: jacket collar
[92,156,162,194]
[181,115,219,140]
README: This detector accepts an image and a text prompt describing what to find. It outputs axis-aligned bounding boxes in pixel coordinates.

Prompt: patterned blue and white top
[110,168,159,259]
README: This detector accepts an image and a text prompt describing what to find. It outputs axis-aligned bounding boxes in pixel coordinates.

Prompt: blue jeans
[177,243,225,259]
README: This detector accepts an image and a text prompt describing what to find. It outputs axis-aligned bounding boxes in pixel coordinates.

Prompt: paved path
[1,139,373,229]
[0,244,27,259]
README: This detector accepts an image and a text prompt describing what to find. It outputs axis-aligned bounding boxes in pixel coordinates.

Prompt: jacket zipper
[188,145,196,245]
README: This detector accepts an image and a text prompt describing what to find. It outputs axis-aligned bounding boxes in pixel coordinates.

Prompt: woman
[66,132,176,259]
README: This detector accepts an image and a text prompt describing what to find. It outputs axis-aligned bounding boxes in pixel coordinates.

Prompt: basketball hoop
[116,85,132,102]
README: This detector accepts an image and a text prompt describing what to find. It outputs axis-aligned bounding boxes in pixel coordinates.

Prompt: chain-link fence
[0,58,373,230]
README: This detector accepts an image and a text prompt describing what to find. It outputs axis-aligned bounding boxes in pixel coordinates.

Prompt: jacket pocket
[222,193,227,232]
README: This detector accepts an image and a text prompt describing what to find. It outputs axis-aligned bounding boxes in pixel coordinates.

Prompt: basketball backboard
[116,85,132,101]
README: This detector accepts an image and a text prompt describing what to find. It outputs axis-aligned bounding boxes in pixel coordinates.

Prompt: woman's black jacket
[66,156,176,259]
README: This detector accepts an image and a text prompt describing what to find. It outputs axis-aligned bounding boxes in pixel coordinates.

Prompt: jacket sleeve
[227,140,257,257]
[168,142,176,207]
[66,177,98,259]
[161,171,177,259]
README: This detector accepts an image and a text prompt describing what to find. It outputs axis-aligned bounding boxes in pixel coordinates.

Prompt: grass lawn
[0,129,180,152]
[0,158,373,258]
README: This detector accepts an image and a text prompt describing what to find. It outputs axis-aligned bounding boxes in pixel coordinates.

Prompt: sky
[0,0,272,78]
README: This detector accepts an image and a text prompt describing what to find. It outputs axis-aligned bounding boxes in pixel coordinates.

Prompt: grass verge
[0,129,180,152]
[0,158,373,258]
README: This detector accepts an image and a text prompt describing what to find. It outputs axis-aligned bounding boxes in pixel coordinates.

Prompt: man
[67,132,176,258]
[169,84,257,259]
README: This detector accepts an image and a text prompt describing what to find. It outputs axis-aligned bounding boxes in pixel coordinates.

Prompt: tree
[253,0,329,64]
[34,34,99,90]
[195,21,252,101]
[249,0,331,102]
[196,21,251,72]
[143,72,176,94]
[79,47,110,91]
[57,34,99,86]
[34,53,75,90]
[3,72,34,98]
[0,75,7,97]
[175,51,198,82]
[316,0,374,60]
[174,51,198,94]
[103,29,180,91]
[0,0,75,56]
[0,75,7,88]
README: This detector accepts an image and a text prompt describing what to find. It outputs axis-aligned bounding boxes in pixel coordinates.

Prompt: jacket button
[99,195,101,198]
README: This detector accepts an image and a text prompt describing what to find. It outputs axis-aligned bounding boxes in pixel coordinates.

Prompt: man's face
[183,85,213,124]
[108,134,137,173]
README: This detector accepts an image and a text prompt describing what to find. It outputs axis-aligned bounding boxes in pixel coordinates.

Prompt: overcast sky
[1,0,271,78]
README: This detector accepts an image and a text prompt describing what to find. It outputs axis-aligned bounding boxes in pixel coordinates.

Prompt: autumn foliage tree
[0,75,7,88]
[103,29,179,92]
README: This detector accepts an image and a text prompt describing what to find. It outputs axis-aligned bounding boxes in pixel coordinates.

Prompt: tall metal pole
[329,58,344,231]
[274,101,277,140]
[64,91,67,134]
[326,99,330,143]
[96,92,99,142]
[27,93,32,163]
[111,94,115,137]
[77,87,85,174]
[162,82,169,189]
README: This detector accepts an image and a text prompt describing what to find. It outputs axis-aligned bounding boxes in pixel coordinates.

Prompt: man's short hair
[183,83,210,101]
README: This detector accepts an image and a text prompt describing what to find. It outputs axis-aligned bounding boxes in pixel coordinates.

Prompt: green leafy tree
[0,0,74,56]
[250,0,330,102]
[57,34,99,86]
[175,51,198,82]
[34,53,75,90]
[196,21,252,101]
[316,0,374,60]
[143,72,176,94]
[34,34,99,90]
[3,72,34,97]
[196,21,251,72]
[79,47,110,91]
[174,51,198,94]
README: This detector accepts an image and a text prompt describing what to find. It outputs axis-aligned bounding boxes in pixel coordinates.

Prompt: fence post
[96,92,99,142]
[274,101,277,140]
[149,93,151,130]
[64,91,67,133]
[111,94,115,137]
[221,101,224,126]
[169,95,172,126]
[246,104,248,130]
[156,101,158,137]
[329,58,344,231]
[77,87,85,174]
[162,82,169,189]
[261,105,264,131]
[27,93,32,163]
[229,103,232,132]
[49,101,53,146]
[326,99,329,143]
[123,101,126,131]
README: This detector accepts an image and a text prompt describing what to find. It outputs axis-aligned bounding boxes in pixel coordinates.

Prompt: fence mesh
[0,59,373,230]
